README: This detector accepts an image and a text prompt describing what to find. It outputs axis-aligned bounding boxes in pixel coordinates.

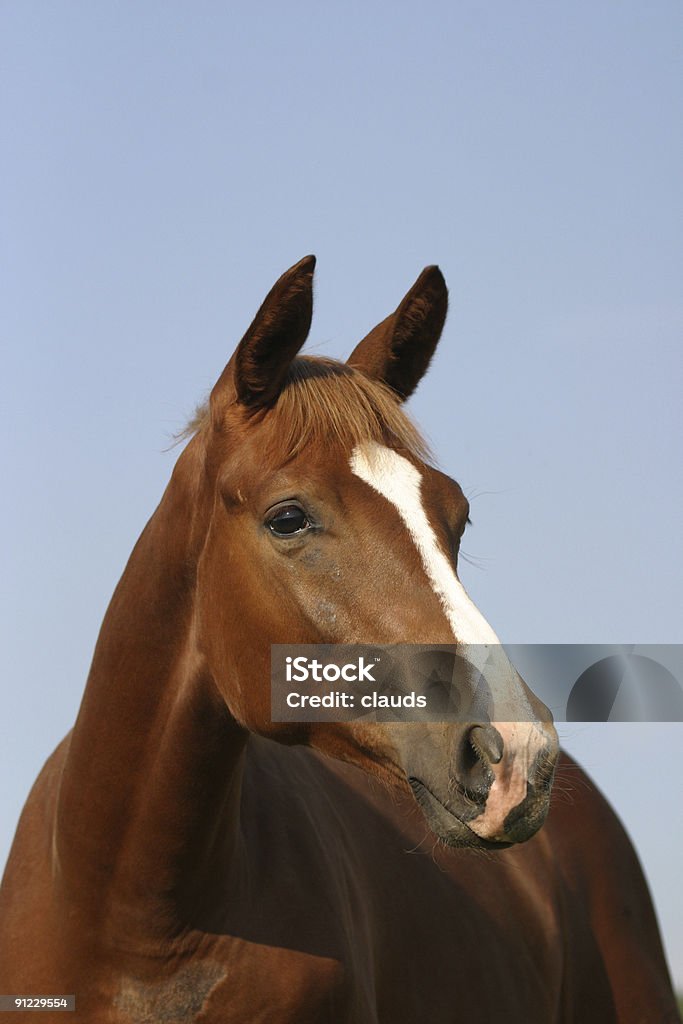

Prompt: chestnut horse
[0,258,678,1022]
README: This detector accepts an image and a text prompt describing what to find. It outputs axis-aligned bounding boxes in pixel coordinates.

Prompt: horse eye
[266,505,310,537]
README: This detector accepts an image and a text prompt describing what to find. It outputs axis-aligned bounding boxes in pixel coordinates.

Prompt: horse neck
[55,440,247,949]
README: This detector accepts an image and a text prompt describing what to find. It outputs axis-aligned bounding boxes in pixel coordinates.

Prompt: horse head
[185,256,558,848]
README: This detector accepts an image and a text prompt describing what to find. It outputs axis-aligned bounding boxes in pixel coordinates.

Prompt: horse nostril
[469,725,504,766]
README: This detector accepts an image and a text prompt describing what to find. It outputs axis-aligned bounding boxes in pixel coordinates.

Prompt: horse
[0,257,678,1022]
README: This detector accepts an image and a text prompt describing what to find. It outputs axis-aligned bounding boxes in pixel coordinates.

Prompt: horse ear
[211,255,316,413]
[347,266,448,400]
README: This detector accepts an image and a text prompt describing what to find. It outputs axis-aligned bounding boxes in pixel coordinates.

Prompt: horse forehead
[216,430,452,516]
[217,430,381,496]
[348,441,460,518]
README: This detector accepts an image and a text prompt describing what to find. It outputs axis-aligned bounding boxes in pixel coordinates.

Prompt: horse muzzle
[403,719,559,848]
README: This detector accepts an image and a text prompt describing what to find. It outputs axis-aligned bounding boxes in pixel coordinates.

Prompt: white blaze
[349,441,544,841]
[349,441,499,651]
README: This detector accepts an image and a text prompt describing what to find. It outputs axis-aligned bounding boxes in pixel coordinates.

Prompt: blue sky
[2,1,682,987]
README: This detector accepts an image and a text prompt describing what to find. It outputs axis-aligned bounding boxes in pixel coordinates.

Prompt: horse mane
[184,356,431,461]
